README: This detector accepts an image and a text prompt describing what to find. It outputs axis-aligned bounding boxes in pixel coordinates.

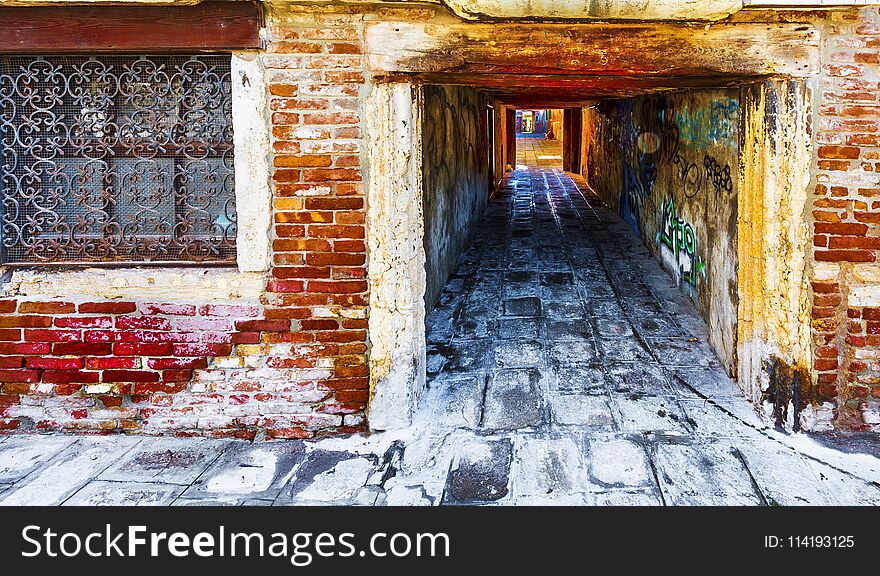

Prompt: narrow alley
[1,159,879,506]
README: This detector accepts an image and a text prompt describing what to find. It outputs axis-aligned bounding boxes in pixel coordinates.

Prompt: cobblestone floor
[1,167,878,506]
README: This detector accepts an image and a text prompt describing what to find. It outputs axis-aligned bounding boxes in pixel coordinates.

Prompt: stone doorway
[365,19,817,431]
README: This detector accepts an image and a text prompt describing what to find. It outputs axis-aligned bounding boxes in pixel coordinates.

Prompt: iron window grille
[0,55,236,265]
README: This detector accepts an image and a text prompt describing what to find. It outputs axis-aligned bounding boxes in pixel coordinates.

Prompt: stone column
[365,82,426,430]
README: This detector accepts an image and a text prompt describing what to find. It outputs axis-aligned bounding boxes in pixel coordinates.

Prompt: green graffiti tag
[657,197,706,287]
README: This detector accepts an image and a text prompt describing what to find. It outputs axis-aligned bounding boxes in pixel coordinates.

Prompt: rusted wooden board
[365,21,819,79]
[0,1,262,52]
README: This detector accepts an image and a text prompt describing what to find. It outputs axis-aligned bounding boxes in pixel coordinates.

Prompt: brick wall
[812,7,880,430]
[0,299,282,436]
[0,10,372,439]
[261,10,370,436]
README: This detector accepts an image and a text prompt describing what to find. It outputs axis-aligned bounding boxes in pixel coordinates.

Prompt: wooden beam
[0,1,262,52]
[365,21,819,79]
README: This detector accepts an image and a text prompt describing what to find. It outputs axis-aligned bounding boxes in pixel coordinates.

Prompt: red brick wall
[812,8,880,430]
[261,13,370,436]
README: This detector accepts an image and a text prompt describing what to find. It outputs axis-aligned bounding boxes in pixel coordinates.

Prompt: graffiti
[703,154,732,196]
[675,155,703,199]
[657,196,706,287]
[676,97,739,149]
[674,153,732,201]
[621,164,644,233]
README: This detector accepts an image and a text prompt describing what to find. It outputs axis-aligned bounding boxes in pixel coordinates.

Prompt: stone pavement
[1,167,879,506]
[516,134,562,169]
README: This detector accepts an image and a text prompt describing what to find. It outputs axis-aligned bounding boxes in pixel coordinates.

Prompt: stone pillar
[738,79,813,427]
[366,82,426,430]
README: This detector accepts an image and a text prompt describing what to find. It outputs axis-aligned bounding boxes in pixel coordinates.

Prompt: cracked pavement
[1,166,879,506]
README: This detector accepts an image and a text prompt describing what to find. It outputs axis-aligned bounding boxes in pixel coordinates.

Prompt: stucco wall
[421,85,490,310]
[583,89,741,375]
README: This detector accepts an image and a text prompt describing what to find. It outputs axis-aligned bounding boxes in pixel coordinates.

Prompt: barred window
[0,55,236,265]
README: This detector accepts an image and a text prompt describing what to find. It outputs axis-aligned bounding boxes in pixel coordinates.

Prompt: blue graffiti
[676,98,739,149]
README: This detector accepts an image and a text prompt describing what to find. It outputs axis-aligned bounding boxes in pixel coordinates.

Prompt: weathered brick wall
[261,7,370,436]
[0,7,374,439]
[812,7,880,431]
[0,299,284,436]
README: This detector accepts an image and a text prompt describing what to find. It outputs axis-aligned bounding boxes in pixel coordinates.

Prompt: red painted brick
[815,249,876,262]
[26,357,84,369]
[138,331,200,343]
[0,356,23,368]
[113,342,173,356]
[234,319,291,332]
[302,168,362,182]
[98,396,123,407]
[54,316,112,328]
[103,370,160,383]
[827,236,880,249]
[818,145,861,159]
[138,303,197,316]
[78,302,137,314]
[115,316,172,330]
[175,318,232,331]
[201,332,233,344]
[0,300,17,313]
[199,304,261,318]
[24,329,81,343]
[86,357,139,370]
[307,280,367,293]
[273,266,330,279]
[43,370,100,383]
[53,342,112,355]
[304,197,363,210]
[0,329,21,341]
[231,332,262,344]
[84,330,141,343]
[147,357,208,370]
[162,369,194,383]
[172,343,233,357]
[0,315,53,328]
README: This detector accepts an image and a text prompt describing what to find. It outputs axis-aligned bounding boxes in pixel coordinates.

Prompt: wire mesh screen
[0,55,236,264]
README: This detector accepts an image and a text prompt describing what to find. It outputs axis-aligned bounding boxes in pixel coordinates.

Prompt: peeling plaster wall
[421,85,490,310]
[739,79,811,428]
[583,88,741,375]
[366,82,426,431]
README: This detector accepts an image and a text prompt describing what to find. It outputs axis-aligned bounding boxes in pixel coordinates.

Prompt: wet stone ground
[1,168,879,506]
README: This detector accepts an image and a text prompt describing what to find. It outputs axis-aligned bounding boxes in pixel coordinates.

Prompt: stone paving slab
[180,441,306,503]
[64,481,184,506]
[650,438,765,506]
[276,449,378,505]
[0,437,142,506]
[98,438,231,485]
[0,435,75,483]
[443,438,513,505]
[510,435,592,505]
[482,369,544,431]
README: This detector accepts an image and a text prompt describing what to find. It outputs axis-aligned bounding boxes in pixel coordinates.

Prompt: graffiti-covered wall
[583,89,741,375]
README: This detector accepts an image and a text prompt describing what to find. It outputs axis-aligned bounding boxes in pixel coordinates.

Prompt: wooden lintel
[365,21,820,79]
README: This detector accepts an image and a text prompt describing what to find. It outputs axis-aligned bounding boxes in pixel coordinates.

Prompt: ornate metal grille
[0,55,236,264]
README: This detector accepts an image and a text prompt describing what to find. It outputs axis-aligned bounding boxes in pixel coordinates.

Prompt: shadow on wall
[421,85,490,311]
